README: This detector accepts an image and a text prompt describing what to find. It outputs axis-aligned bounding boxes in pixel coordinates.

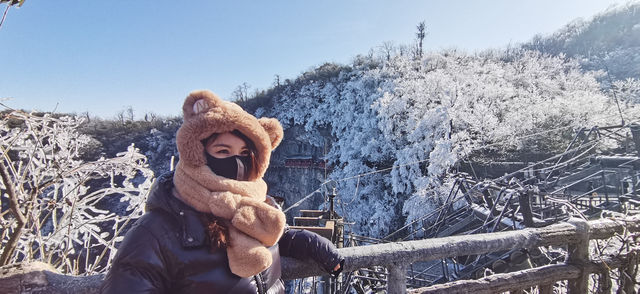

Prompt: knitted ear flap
[258,118,284,149]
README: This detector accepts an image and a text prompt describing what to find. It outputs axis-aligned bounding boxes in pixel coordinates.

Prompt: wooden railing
[2,216,639,293]
[282,215,640,293]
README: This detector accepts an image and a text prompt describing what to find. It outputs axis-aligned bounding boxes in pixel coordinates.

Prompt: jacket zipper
[254,274,265,294]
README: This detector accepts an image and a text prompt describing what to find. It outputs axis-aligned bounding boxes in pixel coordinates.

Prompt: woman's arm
[278,228,344,276]
[101,222,170,294]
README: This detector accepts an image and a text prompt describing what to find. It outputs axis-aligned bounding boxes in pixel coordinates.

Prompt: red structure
[284,158,328,169]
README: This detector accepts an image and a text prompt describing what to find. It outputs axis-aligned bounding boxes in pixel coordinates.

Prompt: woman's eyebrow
[210,143,248,149]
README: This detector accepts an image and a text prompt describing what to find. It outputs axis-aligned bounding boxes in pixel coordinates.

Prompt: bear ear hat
[258,117,284,150]
[184,94,283,151]
[176,90,284,179]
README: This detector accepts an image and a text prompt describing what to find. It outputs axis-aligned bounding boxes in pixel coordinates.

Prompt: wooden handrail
[282,215,640,292]
[2,216,640,294]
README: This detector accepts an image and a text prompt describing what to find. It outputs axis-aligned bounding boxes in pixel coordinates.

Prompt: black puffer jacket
[101,173,343,294]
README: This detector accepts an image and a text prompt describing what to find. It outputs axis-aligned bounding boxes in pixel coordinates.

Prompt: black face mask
[205,153,252,181]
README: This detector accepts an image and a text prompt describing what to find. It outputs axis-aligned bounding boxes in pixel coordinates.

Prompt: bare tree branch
[0,4,10,30]
[0,159,25,266]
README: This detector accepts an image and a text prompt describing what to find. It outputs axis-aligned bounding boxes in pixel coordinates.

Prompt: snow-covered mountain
[522,2,640,82]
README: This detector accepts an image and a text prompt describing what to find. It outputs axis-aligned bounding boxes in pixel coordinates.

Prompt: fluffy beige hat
[176,90,284,179]
[173,90,286,277]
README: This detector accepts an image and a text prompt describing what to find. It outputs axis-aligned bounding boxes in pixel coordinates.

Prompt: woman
[101,90,343,293]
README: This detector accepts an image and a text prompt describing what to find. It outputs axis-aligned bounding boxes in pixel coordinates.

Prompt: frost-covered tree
[611,78,640,105]
[0,110,153,275]
[415,21,427,59]
[258,48,636,238]
[375,50,628,229]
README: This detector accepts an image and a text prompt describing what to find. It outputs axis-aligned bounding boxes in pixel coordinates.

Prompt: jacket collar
[146,172,206,248]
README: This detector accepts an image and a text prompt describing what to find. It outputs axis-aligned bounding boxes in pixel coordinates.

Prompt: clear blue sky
[0,0,630,118]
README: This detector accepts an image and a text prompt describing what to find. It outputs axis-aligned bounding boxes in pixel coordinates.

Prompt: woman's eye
[216,149,230,154]
[240,150,250,156]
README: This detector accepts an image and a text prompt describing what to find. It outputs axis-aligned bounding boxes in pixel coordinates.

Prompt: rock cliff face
[263,125,332,221]
[264,166,326,221]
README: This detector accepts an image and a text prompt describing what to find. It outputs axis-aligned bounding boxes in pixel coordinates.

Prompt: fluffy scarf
[172,160,286,277]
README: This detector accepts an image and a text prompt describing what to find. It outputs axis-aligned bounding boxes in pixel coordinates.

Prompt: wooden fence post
[619,251,637,294]
[538,283,553,294]
[518,188,535,227]
[598,269,612,294]
[566,218,590,294]
[387,264,407,294]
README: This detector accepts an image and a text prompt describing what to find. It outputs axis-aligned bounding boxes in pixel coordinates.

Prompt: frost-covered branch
[0,159,25,265]
[0,109,154,275]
